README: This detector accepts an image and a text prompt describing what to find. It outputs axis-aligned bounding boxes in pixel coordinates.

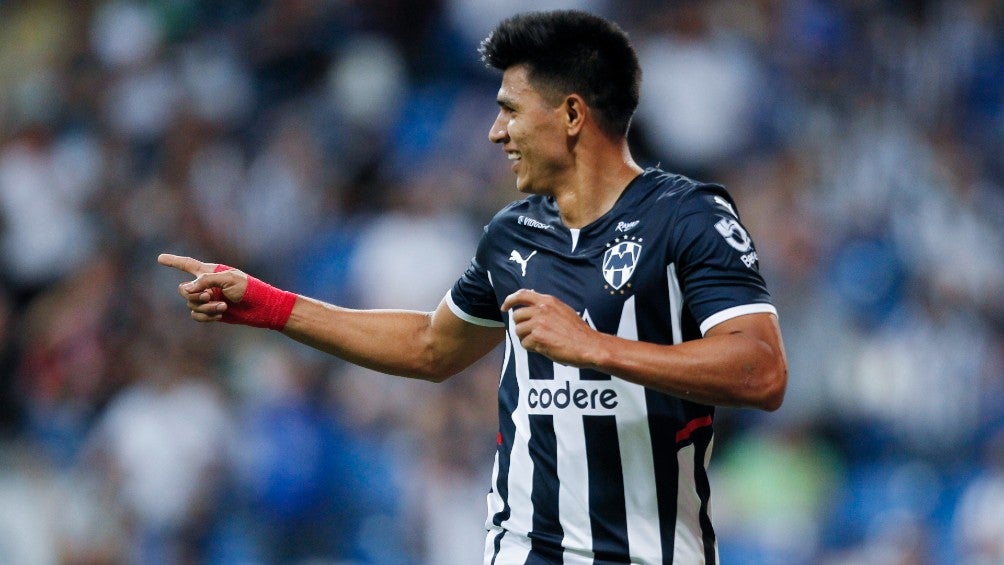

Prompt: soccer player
[159,10,787,564]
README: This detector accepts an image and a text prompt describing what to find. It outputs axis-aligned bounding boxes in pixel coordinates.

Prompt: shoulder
[642,169,730,208]
[641,168,735,215]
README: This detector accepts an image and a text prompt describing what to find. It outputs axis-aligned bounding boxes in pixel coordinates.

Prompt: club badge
[602,236,642,292]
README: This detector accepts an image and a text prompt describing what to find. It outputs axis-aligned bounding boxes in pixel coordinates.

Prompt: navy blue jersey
[448,168,776,564]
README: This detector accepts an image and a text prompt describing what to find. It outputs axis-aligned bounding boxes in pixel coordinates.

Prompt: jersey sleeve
[670,185,776,335]
[447,226,505,328]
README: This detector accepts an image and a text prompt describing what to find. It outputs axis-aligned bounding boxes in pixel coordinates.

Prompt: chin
[515,177,541,195]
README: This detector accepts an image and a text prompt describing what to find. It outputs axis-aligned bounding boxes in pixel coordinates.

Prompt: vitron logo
[526,380,619,414]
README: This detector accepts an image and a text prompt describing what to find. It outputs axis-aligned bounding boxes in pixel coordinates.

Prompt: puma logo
[509,250,537,277]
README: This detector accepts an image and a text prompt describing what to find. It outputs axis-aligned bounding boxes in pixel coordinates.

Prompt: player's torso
[482,178,709,428]
[483,182,715,561]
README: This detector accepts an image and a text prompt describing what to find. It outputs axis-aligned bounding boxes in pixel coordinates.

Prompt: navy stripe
[579,367,611,381]
[583,415,629,562]
[528,414,563,556]
[692,426,717,564]
[528,351,555,380]
[526,549,566,565]
[523,545,563,564]
[490,529,505,565]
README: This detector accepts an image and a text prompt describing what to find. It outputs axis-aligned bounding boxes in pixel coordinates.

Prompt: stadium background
[0,0,1001,563]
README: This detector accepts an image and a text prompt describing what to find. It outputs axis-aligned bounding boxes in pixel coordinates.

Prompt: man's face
[489,65,570,195]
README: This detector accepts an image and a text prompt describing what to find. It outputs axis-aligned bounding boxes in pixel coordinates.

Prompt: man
[160,10,787,565]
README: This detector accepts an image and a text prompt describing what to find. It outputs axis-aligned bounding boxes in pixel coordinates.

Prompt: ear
[563,94,587,135]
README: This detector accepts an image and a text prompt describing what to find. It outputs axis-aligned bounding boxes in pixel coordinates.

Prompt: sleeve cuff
[445,291,505,328]
[700,303,777,335]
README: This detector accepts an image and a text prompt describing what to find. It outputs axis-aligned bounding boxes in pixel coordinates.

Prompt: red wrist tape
[213,264,297,331]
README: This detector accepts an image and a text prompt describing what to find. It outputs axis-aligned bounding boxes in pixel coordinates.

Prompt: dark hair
[479,10,641,137]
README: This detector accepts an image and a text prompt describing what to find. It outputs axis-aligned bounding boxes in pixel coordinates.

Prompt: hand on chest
[497,231,654,330]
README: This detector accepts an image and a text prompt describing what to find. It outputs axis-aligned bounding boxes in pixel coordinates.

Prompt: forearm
[588,323,787,410]
[281,295,505,381]
[281,296,446,380]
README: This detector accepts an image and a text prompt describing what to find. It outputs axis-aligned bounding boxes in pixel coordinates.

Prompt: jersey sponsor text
[526,379,619,413]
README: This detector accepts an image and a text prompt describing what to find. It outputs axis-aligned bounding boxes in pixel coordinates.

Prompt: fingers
[180,272,233,295]
[190,307,225,323]
[178,282,226,310]
[158,253,212,276]
[501,288,542,312]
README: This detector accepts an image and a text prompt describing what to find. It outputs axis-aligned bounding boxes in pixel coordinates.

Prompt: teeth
[507,152,520,161]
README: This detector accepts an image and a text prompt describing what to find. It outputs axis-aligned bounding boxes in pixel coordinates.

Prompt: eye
[497,98,516,114]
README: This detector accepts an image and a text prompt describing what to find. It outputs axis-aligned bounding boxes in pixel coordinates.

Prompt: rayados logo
[602,236,642,291]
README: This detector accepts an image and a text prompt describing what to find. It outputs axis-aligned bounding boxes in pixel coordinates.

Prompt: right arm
[283,295,505,381]
[158,254,505,382]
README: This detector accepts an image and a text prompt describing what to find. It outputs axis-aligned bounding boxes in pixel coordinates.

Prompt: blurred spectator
[410,355,501,565]
[348,175,479,312]
[14,255,123,465]
[713,422,844,563]
[228,337,414,564]
[80,340,234,564]
[635,2,767,175]
[0,126,102,295]
[953,430,1004,564]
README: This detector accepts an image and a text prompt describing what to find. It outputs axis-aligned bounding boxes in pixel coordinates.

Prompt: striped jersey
[447,168,776,564]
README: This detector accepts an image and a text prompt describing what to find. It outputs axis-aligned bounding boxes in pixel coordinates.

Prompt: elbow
[408,351,457,383]
[409,334,462,383]
[417,364,459,383]
[751,356,787,412]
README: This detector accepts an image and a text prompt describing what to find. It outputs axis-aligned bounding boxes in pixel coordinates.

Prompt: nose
[488,113,507,144]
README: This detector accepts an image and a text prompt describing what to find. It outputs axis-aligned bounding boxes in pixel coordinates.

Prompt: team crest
[602,238,642,290]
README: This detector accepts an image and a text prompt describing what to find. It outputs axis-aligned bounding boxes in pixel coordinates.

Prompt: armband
[213,264,297,331]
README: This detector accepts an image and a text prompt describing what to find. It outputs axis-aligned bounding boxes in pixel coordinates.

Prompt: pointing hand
[157,253,297,330]
[157,253,247,323]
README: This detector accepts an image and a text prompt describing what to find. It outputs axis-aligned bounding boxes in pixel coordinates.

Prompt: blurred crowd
[0,0,1001,563]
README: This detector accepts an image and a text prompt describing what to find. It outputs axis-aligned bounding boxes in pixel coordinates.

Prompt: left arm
[502,289,787,411]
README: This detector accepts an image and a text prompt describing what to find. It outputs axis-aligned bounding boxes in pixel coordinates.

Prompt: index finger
[501,288,541,312]
[157,253,213,277]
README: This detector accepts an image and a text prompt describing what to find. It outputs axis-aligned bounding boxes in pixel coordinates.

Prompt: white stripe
[570,228,580,252]
[673,442,712,564]
[666,264,683,344]
[614,296,663,563]
[445,290,506,328]
[552,361,592,558]
[502,315,535,539]
[485,330,512,531]
[487,527,532,564]
[484,527,499,564]
[486,528,598,565]
[699,303,777,335]
[706,437,720,564]
[485,452,503,524]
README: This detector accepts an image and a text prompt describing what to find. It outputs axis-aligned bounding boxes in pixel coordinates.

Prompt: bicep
[704,312,784,356]
[427,298,506,377]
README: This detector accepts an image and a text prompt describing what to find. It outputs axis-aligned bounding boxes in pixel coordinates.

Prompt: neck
[554,142,643,229]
